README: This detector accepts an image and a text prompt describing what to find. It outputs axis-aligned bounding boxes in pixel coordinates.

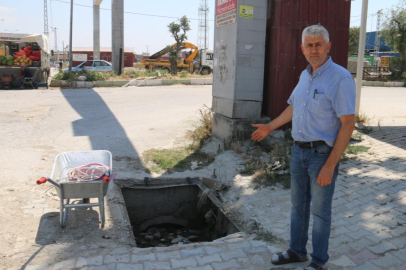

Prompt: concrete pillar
[111,0,124,74]
[212,0,269,143]
[93,0,102,60]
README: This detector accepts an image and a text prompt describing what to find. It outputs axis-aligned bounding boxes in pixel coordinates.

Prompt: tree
[349,26,360,56]
[167,16,191,75]
[382,0,406,79]
[165,45,178,74]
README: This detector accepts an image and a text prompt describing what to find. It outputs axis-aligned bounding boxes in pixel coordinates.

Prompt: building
[71,47,135,67]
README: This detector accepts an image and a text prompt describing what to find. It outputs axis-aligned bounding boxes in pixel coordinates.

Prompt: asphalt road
[0,85,212,183]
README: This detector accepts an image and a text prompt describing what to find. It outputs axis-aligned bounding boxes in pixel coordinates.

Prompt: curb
[50,78,213,88]
[362,81,404,87]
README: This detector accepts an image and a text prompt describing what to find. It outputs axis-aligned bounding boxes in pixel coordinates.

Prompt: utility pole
[51,27,58,62]
[68,0,73,72]
[373,9,383,67]
[355,0,369,117]
[44,0,49,36]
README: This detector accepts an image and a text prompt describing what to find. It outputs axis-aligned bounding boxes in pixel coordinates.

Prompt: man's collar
[306,56,332,75]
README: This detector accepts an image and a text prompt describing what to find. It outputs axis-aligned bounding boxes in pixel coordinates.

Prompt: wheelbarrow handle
[36,177,61,188]
[37,177,47,185]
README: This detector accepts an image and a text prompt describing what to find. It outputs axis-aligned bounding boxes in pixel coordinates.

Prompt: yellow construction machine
[142,42,213,74]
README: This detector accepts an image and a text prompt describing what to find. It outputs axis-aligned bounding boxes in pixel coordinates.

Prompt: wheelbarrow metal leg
[99,183,105,228]
[59,184,67,228]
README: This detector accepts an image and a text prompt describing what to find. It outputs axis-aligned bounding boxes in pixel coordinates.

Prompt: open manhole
[119,178,240,248]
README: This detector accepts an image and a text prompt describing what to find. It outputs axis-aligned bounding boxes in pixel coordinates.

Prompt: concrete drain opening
[120,178,240,248]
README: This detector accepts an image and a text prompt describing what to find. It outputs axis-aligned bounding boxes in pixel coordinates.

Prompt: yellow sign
[239,5,253,18]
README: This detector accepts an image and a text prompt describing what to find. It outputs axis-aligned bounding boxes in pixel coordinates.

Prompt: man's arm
[251,105,293,142]
[317,114,355,186]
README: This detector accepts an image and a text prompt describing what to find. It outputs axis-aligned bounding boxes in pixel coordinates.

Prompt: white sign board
[72,53,87,61]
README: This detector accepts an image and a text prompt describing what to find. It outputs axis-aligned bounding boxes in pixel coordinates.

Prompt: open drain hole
[121,184,239,248]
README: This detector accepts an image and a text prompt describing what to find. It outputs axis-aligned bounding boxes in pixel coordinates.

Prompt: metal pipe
[355,0,369,116]
[65,203,100,208]
[68,0,73,73]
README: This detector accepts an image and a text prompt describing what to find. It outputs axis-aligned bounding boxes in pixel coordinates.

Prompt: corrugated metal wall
[262,0,351,120]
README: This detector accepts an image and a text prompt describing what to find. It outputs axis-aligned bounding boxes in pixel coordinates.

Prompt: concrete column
[212,0,269,142]
[111,0,124,74]
[93,0,102,60]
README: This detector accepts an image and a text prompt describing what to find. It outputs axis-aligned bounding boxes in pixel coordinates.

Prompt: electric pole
[68,0,73,72]
[373,9,383,67]
[51,27,58,62]
[44,0,49,36]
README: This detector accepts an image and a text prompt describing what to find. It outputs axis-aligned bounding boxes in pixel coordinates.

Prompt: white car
[62,60,112,72]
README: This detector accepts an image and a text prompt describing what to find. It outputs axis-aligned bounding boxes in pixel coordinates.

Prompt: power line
[50,0,214,21]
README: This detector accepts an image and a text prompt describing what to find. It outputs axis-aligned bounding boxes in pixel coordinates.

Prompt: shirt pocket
[309,93,331,114]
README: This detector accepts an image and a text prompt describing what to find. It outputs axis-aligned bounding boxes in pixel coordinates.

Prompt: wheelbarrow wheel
[60,199,69,228]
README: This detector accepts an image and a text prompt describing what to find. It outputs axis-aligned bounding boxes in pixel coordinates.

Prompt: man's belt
[294,140,327,149]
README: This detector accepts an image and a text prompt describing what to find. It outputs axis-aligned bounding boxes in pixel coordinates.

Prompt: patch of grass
[345,145,371,155]
[142,105,214,174]
[351,132,364,142]
[53,70,113,81]
[254,228,280,243]
[179,70,189,78]
[143,148,214,173]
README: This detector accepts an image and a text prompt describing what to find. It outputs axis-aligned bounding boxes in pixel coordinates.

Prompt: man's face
[21,66,25,71]
[300,35,331,70]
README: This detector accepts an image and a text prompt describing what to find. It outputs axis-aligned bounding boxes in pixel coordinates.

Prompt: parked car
[62,60,112,72]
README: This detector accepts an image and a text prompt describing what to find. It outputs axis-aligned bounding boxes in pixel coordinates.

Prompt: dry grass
[355,112,370,124]
[187,105,213,149]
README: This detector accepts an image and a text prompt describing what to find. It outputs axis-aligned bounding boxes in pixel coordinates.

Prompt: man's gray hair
[302,25,330,45]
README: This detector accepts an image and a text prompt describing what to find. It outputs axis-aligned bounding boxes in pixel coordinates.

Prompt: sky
[0,0,402,55]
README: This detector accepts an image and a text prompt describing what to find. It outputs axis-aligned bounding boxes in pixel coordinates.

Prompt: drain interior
[121,183,239,248]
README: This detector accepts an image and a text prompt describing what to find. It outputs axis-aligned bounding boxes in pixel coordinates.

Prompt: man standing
[14,64,30,89]
[251,25,355,270]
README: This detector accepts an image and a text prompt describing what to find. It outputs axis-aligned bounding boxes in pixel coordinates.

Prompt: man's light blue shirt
[287,57,356,147]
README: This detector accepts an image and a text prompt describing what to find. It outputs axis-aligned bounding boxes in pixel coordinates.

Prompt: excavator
[142,42,213,75]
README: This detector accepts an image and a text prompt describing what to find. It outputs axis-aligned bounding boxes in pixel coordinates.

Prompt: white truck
[194,49,214,75]
[0,33,51,88]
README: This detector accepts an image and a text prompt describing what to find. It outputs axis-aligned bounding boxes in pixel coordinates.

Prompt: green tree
[349,26,360,56]
[382,0,406,79]
[165,45,178,74]
[167,16,191,75]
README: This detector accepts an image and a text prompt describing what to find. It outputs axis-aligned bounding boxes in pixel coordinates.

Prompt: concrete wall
[212,0,268,142]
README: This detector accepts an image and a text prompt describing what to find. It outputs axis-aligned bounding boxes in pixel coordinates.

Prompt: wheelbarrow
[37,150,113,228]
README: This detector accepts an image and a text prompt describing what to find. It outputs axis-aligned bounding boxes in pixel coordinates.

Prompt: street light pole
[68,0,73,73]
[355,0,369,117]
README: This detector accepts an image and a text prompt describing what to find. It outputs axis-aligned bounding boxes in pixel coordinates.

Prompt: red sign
[216,0,237,27]
[216,0,237,16]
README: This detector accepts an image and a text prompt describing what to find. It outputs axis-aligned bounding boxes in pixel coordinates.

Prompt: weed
[187,105,213,149]
[143,148,214,173]
[356,113,370,125]
[254,228,280,243]
[143,105,214,173]
[243,142,292,189]
[344,145,371,155]
[179,70,189,78]
[351,132,364,142]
